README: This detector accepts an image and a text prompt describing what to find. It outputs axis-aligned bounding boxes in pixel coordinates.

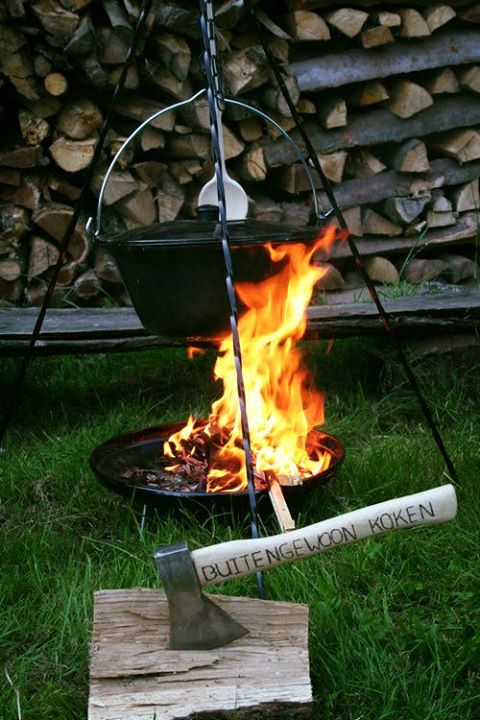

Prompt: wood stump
[88,588,312,720]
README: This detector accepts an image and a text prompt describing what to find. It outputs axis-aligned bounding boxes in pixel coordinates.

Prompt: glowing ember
[165,227,339,492]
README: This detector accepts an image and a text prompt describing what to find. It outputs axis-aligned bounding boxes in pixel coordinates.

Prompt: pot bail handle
[86,89,207,242]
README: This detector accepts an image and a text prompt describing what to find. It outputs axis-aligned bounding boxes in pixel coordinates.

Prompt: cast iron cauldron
[87,91,330,342]
[90,421,345,515]
[97,206,324,340]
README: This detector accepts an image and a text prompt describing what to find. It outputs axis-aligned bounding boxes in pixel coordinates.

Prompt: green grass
[1,340,479,720]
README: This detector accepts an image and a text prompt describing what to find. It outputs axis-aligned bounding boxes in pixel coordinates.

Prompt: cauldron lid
[99,210,322,249]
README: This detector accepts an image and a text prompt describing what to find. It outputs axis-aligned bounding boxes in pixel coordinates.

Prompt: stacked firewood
[0,0,479,308]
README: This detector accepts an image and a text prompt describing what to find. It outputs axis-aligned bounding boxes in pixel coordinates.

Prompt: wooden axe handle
[192,484,457,586]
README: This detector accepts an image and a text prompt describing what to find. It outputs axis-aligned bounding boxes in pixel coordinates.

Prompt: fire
[165,226,339,492]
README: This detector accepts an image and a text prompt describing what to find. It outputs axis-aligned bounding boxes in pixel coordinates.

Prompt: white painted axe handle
[192,484,457,586]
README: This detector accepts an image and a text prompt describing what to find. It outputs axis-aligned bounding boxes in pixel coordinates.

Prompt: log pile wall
[0,0,479,308]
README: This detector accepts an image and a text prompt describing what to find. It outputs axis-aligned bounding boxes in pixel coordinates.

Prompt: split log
[372,11,401,27]
[93,248,122,284]
[0,175,42,211]
[331,205,363,237]
[390,138,429,172]
[263,95,480,166]
[383,195,430,224]
[296,98,316,114]
[361,25,394,49]
[362,208,402,236]
[324,8,368,37]
[18,110,50,146]
[49,136,96,172]
[0,23,25,56]
[423,4,456,32]
[236,146,267,182]
[284,10,330,40]
[222,126,245,160]
[317,97,347,129]
[115,97,176,132]
[440,254,477,283]
[23,95,62,119]
[223,47,269,95]
[98,28,129,64]
[387,80,433,119]
[281,201,310,226]
[312,262,345,290]
[458,66,480,94]
[403,258,447,283]
[133,161,167,188]
[318,151,348,183]
[363,256,399,284]
[0,145,46,169]
[91,169,137,206]
[0,204,30,253]
[88,589,311,720]
[32,204,90,264]
[289,31,480,91]
[156,172,185,223]
[56,98,102,140]
[28,235,59,278]
[0,169,21,186]
[424,68,460,95]
[426,194,457,227]
[0,51,39,99]
[429,129,480,163]
[458,5,480,23]
[167,133,211,160]
[346,149,385,179]
[64,14,96,56]
[264,75,300,117]
[0,278,23,303]
[71,268,102,301]
[349,80,389,107]
[252,196,283,223]
[172,159,203,185]
[238,117,263,143]
[31,0,79,37]
[55,258,84,286]
[178,97,210,132]
[275,164,320,194]
[451,179,479,211]
[397,8,431,37]
[144,61,192,100]
[114,188,156,229]
[139,127,166,152]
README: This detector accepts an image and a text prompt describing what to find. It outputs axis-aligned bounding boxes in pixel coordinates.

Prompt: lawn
[1,338,479,720]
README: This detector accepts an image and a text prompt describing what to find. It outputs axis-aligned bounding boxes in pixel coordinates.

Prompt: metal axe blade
[154,542,249,650]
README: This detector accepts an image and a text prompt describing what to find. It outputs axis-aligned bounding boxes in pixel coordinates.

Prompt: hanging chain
[199,0,265,598]
[243,0,458,485]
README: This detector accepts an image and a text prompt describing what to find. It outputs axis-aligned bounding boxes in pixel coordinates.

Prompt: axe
[154,483,457,650]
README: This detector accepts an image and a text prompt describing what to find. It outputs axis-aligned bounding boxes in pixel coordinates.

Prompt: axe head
[154,542,249,650]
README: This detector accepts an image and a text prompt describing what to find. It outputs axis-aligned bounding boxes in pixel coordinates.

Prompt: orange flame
[166,226,339,492]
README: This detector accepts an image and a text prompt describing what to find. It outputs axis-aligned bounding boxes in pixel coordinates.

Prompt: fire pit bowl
[90,421,345,515]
